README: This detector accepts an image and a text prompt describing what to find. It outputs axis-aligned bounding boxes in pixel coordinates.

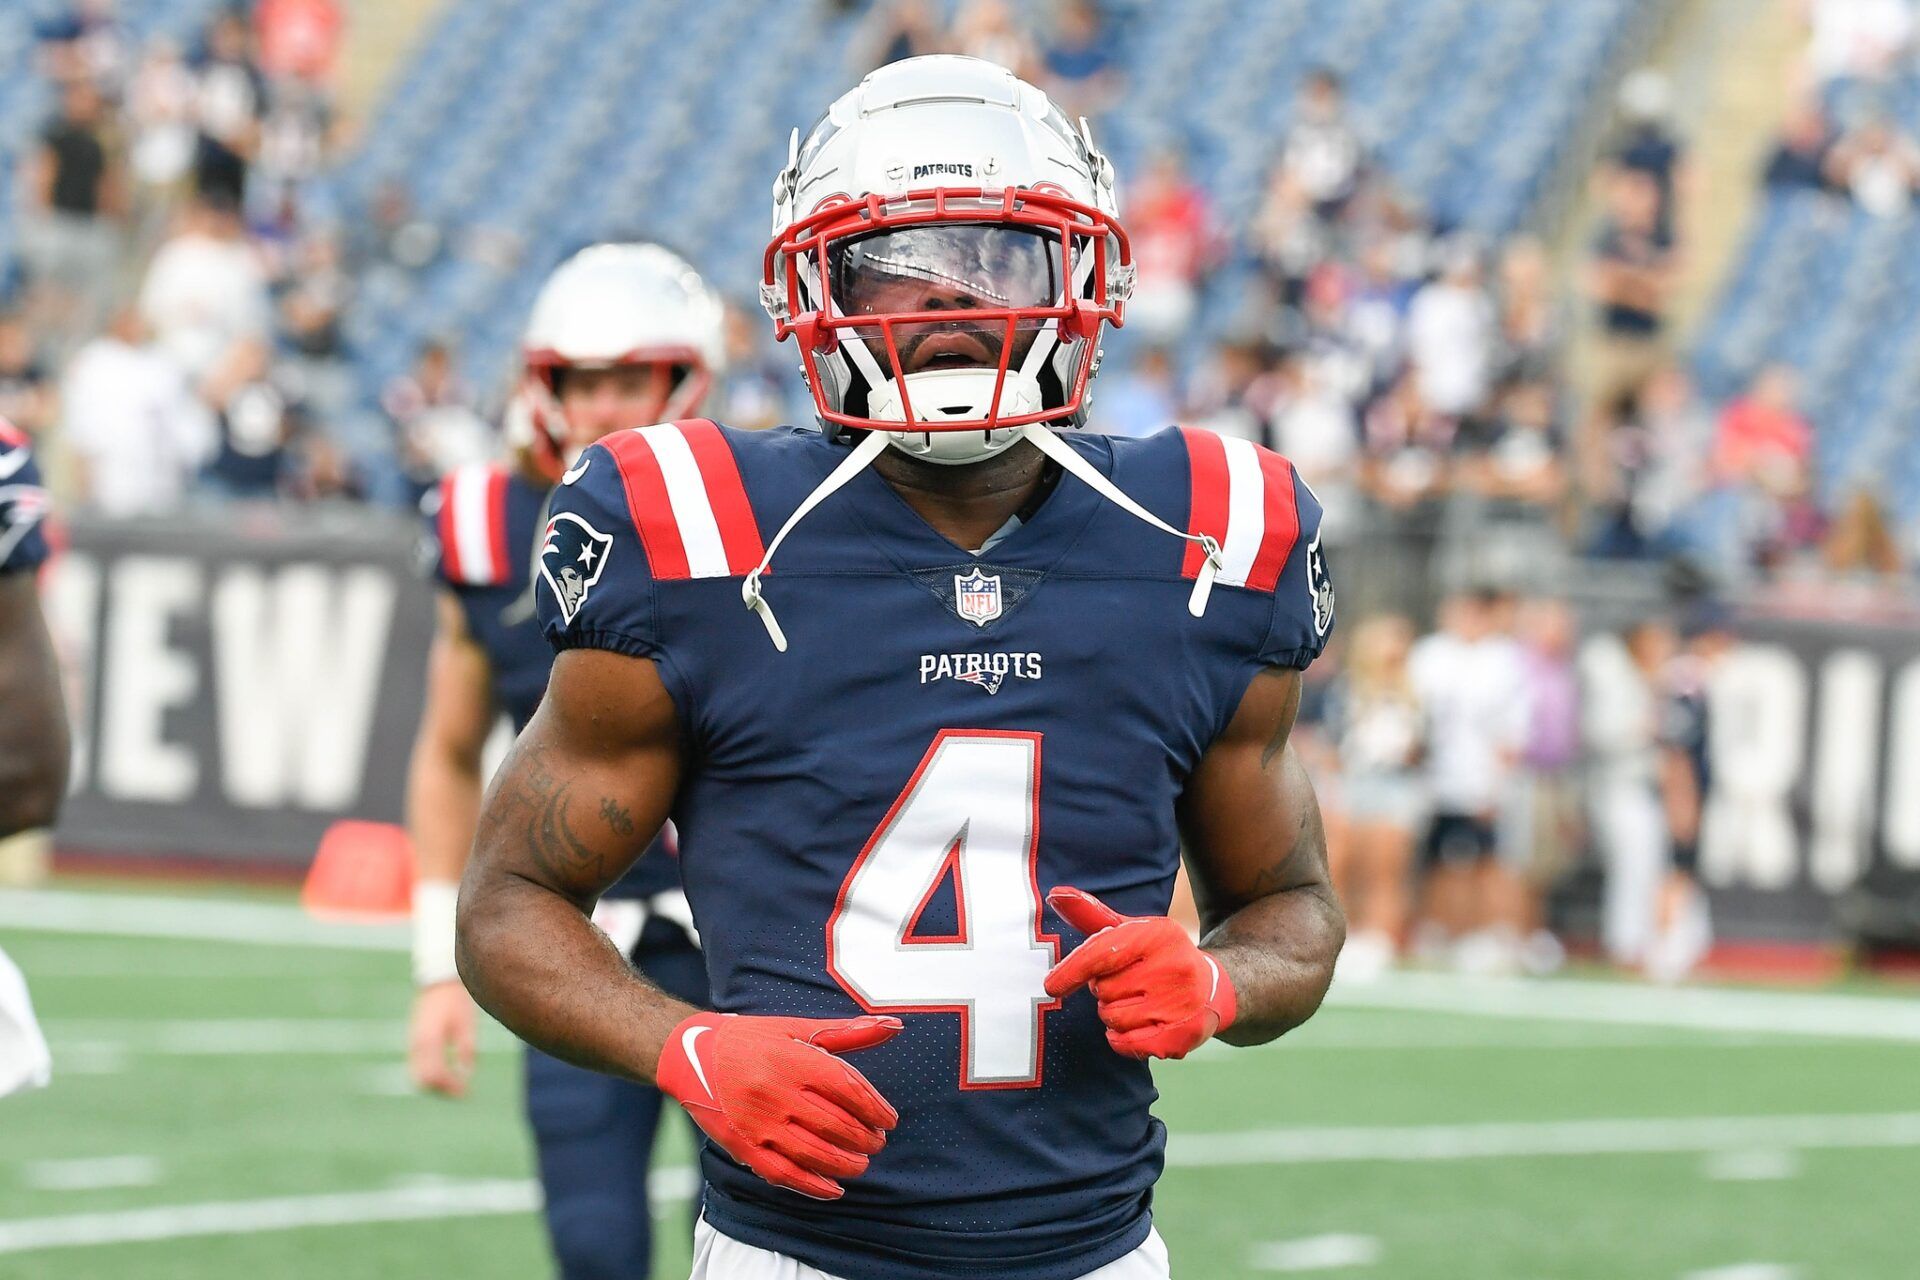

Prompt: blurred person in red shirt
[1712,363,1811,494]
[1125,149,1221,344]
[255,0,343,88]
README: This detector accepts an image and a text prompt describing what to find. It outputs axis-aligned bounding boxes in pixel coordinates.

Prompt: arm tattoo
[508,751,617,890]
[600,798,636,837]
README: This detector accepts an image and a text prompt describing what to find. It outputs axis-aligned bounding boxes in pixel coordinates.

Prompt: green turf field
[3,885,1917,1280]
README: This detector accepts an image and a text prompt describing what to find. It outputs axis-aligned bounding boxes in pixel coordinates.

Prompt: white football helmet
[762,55,1134,466]
[513,242,726,482]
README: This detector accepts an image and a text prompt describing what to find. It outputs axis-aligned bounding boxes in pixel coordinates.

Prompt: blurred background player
[0,418,67,1097]
[405,242,724,1279]
[1581,616,1679,971]
[1652,601,1728,983]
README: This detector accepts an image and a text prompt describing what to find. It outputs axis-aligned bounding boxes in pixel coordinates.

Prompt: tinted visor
[830,224,1064,316]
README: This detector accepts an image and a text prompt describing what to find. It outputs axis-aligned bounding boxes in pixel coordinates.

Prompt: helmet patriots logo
[539,513,614,626]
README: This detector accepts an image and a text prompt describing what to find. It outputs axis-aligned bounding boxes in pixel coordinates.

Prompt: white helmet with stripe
[762,55,1133,466]
[513,242,727,482]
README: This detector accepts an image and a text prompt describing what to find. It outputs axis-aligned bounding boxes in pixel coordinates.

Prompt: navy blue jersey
[537,420,1332,1280]
[0,421,50,574]
[422,461,679,899]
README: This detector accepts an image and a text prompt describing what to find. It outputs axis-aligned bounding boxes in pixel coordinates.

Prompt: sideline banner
[1699,613,1920,943]
[45,511,438,865]
[37,511,1920,941]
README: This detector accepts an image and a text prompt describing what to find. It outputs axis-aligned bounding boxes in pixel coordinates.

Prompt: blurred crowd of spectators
[5,0,1913,612]
[856,2,1917,602]
[1295,587,1728,984]
[11,0,358,512]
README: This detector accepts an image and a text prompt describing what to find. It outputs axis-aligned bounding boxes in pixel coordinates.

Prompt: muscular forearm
[1203,881,1345,1046]
[406,744,483,884]
[457,874,694,1083]
[455,663,692,1082]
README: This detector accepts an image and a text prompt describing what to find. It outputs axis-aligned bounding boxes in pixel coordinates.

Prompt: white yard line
[0,890,407,952]
[1326,972,1920,1043]
[20,1156,160,1192]
[44,1018,520,1058]
[1701,1149,1801,1182]
[1249,1233,1382,1272]
[0,1168,701,1256]
[1194,1026,1810,1055]
[1165,1112,1920,1167]
[0,1180,537,1255]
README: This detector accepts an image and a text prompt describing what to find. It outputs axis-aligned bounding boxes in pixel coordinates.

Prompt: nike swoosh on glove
[655,1011,903,1200]
[1043,887,1237,1060]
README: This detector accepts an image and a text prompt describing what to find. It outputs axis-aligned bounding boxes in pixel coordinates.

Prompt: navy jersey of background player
[0,420,50,574]
[537,419,1332,1280]
[421,462,676,898]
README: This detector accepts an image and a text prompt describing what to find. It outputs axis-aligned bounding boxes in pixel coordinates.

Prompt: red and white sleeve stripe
[436,464,511,586]
[1178,427,1300,594]
[603,420,765,580]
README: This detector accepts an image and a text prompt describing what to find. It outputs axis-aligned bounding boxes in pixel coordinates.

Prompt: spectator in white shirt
[138,193,271,413]
[61,306,217,515]
[1804,0,1913,85]
[1407,242,1497,421]
[1281,66,1366,219]
[1408,589,1528,964]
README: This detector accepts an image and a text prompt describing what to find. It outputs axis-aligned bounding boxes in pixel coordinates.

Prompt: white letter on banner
[98,556,201,802]
[1808,649,1881,892]
[1884,660,1920,868]
[213,564,396,809]
[1700,644,1805,891]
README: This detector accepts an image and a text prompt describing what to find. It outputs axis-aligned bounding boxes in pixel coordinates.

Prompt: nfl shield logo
[954,569,1003,627]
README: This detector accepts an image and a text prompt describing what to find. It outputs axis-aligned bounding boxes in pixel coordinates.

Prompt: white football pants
[691,1216,1172,1280]
[0,943,51,1098]
[1590,774,1668,967]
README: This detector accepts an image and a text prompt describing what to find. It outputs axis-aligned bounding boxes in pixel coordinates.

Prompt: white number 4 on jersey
[827,731,1058,1089]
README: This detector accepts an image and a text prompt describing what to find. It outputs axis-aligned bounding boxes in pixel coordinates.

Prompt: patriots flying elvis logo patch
[539,513,613,625]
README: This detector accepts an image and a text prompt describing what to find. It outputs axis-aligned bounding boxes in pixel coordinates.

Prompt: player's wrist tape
[412,880,461,988]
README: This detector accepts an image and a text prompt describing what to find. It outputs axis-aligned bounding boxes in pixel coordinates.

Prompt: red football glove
[1044,887,1237,1060]
[655,1011,903,1200]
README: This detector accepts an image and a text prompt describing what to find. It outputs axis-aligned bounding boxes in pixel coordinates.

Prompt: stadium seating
[323,0,1663,430]
[1693,187,1920,521]
[0,0,1665,468]
[0,0,232,264]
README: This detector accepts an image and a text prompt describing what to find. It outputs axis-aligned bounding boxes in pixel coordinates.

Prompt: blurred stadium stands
[1694,188,1920,527]
[0,0,230,271]
[317,0,1664,413]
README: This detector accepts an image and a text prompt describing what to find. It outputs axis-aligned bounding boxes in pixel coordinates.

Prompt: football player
[458,58,1344,1280]
[0,418,65,1097]
[404,243,724,1278]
